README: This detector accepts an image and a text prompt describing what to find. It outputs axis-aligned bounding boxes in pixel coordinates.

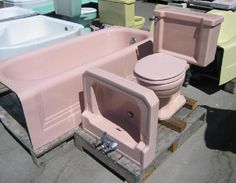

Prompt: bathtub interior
[2,28,150,81]
[0,15,83,47]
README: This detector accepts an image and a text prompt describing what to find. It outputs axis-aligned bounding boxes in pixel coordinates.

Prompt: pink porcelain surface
[158,92,186,120]
[134,8,223,120]
[0,27,152,150]
[82,68,159,169]
[154,8,223,67]
[134,53,187,81]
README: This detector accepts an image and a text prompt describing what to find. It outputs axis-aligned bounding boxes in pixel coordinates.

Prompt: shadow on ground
[189,76,224,95]
[203,105,236,153]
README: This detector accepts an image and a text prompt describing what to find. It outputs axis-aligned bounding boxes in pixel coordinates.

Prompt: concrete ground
[0,1,236,183]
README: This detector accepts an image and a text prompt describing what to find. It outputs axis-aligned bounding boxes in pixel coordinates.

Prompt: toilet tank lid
[154,8,224,27]
[99,0,135,4]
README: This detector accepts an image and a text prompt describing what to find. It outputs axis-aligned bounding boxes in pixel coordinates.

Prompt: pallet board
[75,105,207,183]
[0,92,75,166]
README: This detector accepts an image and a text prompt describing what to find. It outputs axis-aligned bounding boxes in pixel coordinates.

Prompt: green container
[53,0,81,17]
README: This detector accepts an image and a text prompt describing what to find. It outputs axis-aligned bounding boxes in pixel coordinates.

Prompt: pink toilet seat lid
[134,53,187,83]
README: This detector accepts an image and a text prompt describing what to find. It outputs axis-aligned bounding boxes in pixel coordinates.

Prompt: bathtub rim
[0,26,152,82]
[0,15,84,50]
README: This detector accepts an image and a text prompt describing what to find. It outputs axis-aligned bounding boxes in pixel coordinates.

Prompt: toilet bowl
[134,53,188,120]
[134,8,224,120]
[132,16,145,29]
[61,7,97,33]
[77,7,97,27]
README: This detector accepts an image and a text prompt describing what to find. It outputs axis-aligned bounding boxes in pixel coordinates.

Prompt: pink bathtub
[0,27,152,151]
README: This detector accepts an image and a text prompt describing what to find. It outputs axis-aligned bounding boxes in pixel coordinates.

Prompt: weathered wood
[168,142,177,152]
[0,105,32,149]
[184,96,198,110]
[175,107,206,148]
[0,92,75,166]
[160,117,187,133]
[75,105,207,183]
[75,130,141,183]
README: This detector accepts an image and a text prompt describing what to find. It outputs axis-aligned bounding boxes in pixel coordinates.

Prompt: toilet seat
[81,7,97,15]
[134,53,187,85]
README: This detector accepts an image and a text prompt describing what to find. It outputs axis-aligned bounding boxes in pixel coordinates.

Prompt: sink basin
[0,15,84,61]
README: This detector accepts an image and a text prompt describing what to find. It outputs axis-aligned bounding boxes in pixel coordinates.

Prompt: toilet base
[159,91,186,120]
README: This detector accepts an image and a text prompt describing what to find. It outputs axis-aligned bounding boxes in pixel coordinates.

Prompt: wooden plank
[184,96,198,110]
[156,127,179,155]
[0,94,76,166]
[174,107,192,120]
[34,128,76,157]
[160,117,187,133]
[168,143,177,152]
[75,129,141,183]
[175,107,206,148]
[0,105,32,149]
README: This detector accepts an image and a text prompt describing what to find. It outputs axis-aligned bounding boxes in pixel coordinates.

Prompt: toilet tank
[53,0,81,17]
[98,0,135,27]
[153,8,224,67]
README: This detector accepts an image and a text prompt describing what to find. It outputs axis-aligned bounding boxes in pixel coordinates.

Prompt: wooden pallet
[0,92,75,166]
[74,101,206,183]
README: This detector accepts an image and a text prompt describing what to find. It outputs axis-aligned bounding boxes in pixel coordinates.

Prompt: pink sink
[0,27,152,151]
[82,68,159,168]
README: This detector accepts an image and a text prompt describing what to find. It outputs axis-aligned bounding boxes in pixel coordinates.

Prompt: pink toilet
[134,8,224,120]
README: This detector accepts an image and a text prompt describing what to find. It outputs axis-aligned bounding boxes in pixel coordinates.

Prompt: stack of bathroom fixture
[53,0,97,32]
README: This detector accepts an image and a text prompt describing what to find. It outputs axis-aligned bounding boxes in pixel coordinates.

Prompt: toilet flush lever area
[95,132,118,154]
[149,16,159,22]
